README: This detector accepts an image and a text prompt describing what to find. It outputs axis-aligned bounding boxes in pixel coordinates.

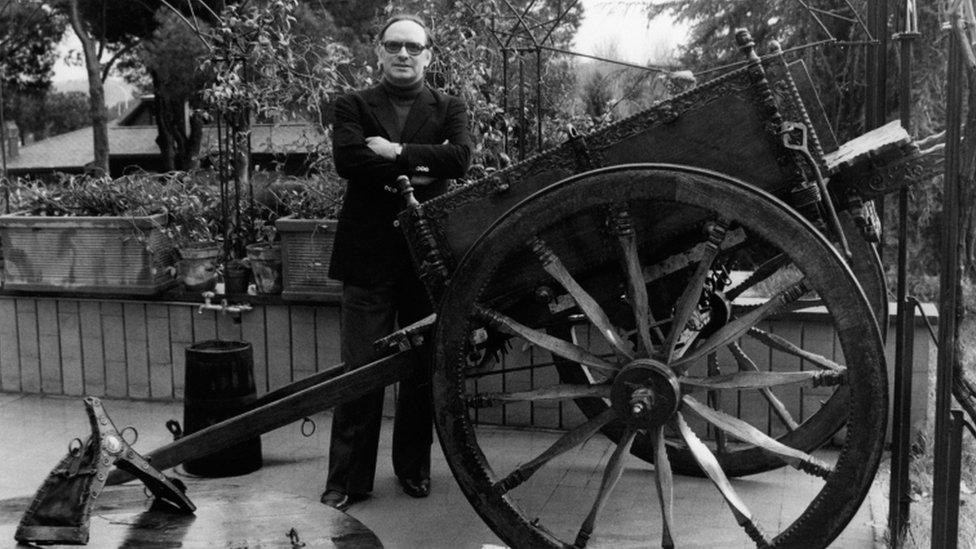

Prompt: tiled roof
[6,122,322,173]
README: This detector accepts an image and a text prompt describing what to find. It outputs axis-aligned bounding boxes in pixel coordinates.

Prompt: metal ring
[300,417,316,437]
[165,419,183,440]
[120,426,139,446]
[68,438,84,456]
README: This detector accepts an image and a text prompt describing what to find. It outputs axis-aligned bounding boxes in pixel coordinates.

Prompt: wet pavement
[0,394,885,548]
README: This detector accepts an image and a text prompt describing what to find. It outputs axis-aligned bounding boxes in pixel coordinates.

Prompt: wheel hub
[610,359,681,428]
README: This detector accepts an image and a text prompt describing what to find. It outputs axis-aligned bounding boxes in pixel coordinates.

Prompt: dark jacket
[328,83,472,286]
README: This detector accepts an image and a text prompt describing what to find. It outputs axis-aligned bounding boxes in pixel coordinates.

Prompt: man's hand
[365,136,400,160]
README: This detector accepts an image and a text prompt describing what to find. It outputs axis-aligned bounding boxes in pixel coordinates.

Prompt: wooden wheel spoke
[680,369,845,391]
[573,424,638,548]
[725,253,790,300]
[467,383,611,408]
[706,354,728,454]
[529,237,634,360]
[747,327,846,372]
[728,343,799,431]
[673,273,810,370]
[610,208,659,355]
[476,306,619,375]
[682,396,833,479]
[641,228,747,284]
[674,413,772,547]
[652,426,675,549]
[492,408,615,495]
[662,221,730,360]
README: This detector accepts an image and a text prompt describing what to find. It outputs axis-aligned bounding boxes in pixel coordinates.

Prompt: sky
[573,0,687,65]
[51,0,689,83]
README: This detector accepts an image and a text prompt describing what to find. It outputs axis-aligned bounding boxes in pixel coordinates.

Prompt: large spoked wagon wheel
[546,177,886,479]
[432,165,886,548]
[552,210,887,479]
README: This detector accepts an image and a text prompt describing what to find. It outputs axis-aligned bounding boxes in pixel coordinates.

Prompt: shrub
[7,173,162,217]
[262,173,346,220]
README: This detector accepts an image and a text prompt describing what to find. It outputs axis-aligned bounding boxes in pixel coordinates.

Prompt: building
[3,97,323,178]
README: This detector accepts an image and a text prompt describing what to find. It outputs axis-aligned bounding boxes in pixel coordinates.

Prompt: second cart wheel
[555,206,888,478]
[432,165,886,548]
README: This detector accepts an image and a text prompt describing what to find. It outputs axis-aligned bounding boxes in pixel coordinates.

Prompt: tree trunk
[67,0,109,176]
[152,89,176,172]
[181,106,204,171]
[151,71,204,172]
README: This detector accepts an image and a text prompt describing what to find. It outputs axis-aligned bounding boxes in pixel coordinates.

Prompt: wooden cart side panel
[405,62,806,296]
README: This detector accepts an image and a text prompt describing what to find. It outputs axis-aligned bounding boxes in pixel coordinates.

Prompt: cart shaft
[106,349,419,485]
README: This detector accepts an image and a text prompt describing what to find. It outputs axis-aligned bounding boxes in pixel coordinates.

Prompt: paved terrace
[0,394,885,548]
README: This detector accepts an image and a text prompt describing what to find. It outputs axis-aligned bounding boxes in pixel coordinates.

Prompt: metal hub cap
[610,359,681,428]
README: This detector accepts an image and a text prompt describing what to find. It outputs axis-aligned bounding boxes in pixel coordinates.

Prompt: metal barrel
[183,340,263,477]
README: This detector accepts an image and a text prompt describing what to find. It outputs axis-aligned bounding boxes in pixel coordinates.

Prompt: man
[321,13,472,511]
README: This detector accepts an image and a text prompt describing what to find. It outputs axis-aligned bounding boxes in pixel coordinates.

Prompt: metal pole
[931,17,964,548]
[865,0,889,129]
[866,0,889,238]
[941,410,966,548]
[0,65,8,213]
[887,1,919,544]
[535,47,542,153]
[518,53,526,161]
[502,48,509,158]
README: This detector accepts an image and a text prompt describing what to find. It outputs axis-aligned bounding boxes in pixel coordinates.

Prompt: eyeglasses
[381,40,427,55]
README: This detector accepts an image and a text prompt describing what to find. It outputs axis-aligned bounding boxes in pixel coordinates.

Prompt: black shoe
[320,490,351,511]
[398,476,430,498]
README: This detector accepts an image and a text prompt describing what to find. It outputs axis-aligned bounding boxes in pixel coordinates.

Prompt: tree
[645,0,881,139]
[7,90,89,140]
[197,0,360,184]
[581,70,613,120]
[0,0,66,92]
[48,0,160,174]
[384,0,584,162]
[1,0,67,155]
[122,9,211,171]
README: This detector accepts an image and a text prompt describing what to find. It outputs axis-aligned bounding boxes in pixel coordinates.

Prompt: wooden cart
[16,29,938,548]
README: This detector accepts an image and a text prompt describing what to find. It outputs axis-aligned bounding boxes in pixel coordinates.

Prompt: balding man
[322,13,472,511]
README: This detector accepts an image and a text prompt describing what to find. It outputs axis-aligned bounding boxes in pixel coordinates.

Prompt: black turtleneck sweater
[380,78,423,140]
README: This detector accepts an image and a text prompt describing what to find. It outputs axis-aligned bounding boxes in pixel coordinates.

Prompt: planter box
[0,211,178,294]
[275,216,341,301]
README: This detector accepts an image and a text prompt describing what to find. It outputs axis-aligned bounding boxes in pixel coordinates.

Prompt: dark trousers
[325,276,433,495]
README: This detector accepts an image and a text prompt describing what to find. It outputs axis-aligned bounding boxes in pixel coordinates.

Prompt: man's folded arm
[332,95,403,185]
[398,98,472,179]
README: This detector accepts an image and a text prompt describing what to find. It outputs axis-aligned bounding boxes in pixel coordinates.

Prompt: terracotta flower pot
[245,242,282,295]
[177,242,221,292]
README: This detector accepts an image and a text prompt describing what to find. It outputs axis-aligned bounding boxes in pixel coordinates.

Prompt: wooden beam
[106,349,418,486]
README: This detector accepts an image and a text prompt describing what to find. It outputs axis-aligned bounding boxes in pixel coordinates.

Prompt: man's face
[377,20,431,86]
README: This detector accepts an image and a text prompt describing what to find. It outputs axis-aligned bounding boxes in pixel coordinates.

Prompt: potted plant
[153,171,226,292]
[0,174,179,295]
[269,173,345,301]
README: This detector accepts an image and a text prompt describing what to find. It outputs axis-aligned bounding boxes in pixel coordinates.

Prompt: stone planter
[0,211,177,295]
[274,216,341,301]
